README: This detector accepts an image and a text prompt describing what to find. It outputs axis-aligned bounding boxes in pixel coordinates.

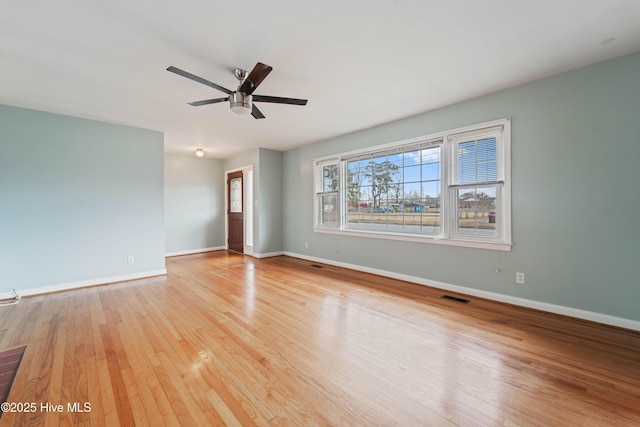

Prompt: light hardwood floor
[1,252,639,426]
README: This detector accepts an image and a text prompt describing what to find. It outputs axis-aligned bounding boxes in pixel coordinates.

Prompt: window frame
[314,158,340,230]
[313,118,512,251]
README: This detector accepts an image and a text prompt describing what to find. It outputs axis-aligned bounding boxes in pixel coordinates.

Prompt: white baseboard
[16,269,167,297]
[252,251,284,259]
[283,251,640,332]
[165,247,225,257]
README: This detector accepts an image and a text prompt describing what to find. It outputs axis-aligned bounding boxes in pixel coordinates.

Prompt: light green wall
[0,104,165,290]
[257,148,283,254]
[165,154,225,254]
[282,52,640,322]
[223,148,259,173]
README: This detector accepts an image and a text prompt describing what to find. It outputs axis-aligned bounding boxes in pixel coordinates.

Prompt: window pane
[230,177,242,213]
[403,181,421,199]
[403,150,421,166]
[458,137,497,185]
[456,186,497,238]
[421,162,440,181]
[347,185,373,229]
[348,160,371,186]
[421,197,441,234]
[402,165,421,184]
[322,164,339,192]
[359,186,373,205]
[371,158,400,211]
[422,147,440,163]
[346,168,362,210]
[320,194,338,226]
[388,153,403,168]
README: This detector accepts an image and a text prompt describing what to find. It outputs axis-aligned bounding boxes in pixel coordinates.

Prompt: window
[313,118,511,251]
[344,140,442,235]
[315,160,339,228]
[449,126,506,242]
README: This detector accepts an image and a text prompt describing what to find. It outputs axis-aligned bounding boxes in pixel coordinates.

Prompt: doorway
[227,171,244,253]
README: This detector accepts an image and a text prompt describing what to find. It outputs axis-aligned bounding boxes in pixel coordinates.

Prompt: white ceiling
[2,1,639,159]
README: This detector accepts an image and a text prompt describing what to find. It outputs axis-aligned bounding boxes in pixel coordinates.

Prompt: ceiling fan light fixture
[167,62,307,120]
[229,92,252,115]
[195,148,205,157]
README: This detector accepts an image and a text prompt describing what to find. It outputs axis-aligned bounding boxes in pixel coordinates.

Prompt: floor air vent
[442,295,470,304]
[310,264,324,269]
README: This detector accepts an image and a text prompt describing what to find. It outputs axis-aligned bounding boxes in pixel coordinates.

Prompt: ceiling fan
[167,62,308,119]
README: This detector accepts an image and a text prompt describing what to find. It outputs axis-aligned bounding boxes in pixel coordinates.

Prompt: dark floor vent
[310,264,324,269]
[442,295,470,304]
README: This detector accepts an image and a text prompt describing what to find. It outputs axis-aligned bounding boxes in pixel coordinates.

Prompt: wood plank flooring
[0,251,639,426]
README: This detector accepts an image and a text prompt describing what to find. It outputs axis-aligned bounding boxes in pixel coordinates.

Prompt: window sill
[313,228,513,251]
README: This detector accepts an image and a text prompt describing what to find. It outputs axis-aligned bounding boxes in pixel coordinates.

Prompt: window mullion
[441,138,452,239]
[339,160,346,230]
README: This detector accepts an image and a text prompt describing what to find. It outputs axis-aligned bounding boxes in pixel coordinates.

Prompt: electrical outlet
[304,242,309,249]
[516,272,525,284]
[127,255,135,264]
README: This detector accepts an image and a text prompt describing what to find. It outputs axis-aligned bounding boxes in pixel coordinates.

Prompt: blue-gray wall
[257,148,283,255]
[165,154,225,254]
[282,52,640,323]
[0,104,165,292]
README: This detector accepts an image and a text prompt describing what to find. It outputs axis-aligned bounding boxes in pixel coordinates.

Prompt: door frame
[224,165,254,256]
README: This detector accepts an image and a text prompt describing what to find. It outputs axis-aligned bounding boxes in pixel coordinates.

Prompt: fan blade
[253,95,308,106]
[251,105,265,119]
[188,97,229,106]
[239,62,273,95]
[167,66,232,95]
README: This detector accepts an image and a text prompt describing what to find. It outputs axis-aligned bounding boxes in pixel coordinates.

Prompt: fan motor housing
[230,92,252,114]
